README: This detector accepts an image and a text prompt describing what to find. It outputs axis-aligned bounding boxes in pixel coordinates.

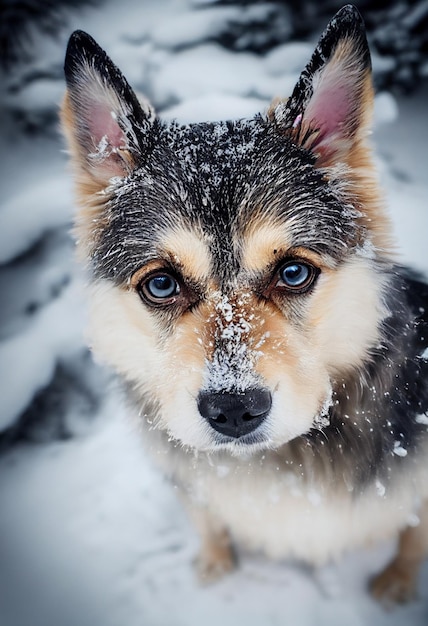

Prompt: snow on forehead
[163,118,263,170]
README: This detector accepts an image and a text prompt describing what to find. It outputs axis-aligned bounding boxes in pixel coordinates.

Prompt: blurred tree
[200,0,428,91]
[0,0,98,71]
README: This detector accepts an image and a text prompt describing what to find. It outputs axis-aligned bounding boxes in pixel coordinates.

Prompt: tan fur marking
[344,135,394,257]
[335,69,394,255]
[195,525,236,583]
[168,305,210,367]
[130,260,167,288]
[250,298,332,432]
[180,493,236,583]
[307,257,387,373]
[239,221,291,274]
[158,227,212,283]
[241,219,334,275]
[371,500,428,603]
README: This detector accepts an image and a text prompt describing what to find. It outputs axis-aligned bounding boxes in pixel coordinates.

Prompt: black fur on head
[63,4,375,287]
[90,119,362,288]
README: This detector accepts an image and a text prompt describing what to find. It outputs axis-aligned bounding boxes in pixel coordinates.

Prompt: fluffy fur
[62,5,428,602]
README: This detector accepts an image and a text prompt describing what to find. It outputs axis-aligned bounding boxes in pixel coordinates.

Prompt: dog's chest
[172,451,424,565]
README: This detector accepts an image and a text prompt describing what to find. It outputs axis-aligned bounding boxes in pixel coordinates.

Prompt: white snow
[0,177,73,264]
[152,43,277,107]
[375,480,386,498]
[3,79,65,120]
[373,91,399,126]
[163,93,268,123]
[151,6,242,48]
[1,0,428,624]
[392,441,408,457]
[264,41,313,75]
[0,280,86,430]
[419,347,428,360]
[416,413,428,426]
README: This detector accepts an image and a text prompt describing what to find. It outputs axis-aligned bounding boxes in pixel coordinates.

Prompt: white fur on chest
[152,437,427,566]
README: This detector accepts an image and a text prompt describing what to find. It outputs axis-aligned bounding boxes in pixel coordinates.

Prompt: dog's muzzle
[197,388,272,439]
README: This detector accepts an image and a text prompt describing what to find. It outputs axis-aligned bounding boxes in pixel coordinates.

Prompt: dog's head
[62,5,393,455]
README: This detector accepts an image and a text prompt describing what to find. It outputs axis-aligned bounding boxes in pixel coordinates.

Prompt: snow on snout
[203,292,267,393]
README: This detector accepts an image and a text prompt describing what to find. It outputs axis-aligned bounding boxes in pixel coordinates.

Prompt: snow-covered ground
[0,1,427,625]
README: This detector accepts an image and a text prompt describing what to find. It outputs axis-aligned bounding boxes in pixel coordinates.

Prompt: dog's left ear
[62,30,155,187]
[269,5,372,167]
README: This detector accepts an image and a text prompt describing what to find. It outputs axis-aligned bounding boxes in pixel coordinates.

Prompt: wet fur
[62,5,428,601]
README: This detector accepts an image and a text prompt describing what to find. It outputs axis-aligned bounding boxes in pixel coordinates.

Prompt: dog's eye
[139,273,180,305]
[277,261,318,292]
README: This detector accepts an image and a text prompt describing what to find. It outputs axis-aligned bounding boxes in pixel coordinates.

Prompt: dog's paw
[370,560,418,605]
[194,543,237,584]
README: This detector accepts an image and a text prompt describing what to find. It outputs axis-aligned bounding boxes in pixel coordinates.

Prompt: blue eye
[278,261,316,291]
[140,273,180,304]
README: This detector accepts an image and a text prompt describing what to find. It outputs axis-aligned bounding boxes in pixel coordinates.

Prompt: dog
[61,4,428,603]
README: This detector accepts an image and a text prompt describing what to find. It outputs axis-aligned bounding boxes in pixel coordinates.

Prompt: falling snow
[375,480,386,497]
[393,441,408,457]
[416,412,428,425]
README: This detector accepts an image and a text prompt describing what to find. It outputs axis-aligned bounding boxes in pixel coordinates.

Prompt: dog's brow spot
[159,227,211,280]
[240,223,293,274]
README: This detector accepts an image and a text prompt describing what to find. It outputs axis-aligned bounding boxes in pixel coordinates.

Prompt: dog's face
[62,6,393,454]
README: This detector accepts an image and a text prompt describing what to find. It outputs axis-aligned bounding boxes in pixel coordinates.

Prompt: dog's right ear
[268,5,372,168]
[62,30,155,187]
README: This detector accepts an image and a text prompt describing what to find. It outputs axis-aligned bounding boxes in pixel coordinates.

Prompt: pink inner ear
[303,53,360,149]
[308,84,350,141]
[90,103,125,150]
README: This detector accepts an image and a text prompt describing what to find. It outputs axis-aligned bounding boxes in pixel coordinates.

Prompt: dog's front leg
[370,499,428,604]
[180,492,236,583]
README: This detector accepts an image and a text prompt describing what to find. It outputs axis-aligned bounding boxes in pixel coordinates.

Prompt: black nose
[197,388,272,439]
